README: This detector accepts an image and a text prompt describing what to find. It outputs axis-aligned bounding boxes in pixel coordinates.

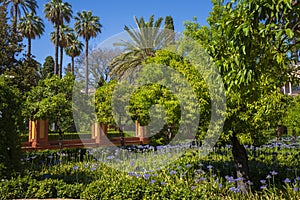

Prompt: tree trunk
[55,26,60,76]
[60,46,63,78]
[13,4,18,34]
[85,39,89,94]
[231,134,250,193]
[28,37,31,59]
[71,56,75,75]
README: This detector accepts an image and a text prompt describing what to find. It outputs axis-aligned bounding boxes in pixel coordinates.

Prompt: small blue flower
[260,179,266,184]
[143,173,151,179]
[161,181,167,185]
[169,170,177,175]
[90,167,96,171]
[73,166,79,170]
[207,165,213,170]
[107,156,114,160]
[229,187,240,193]
[270,171,278,176]
[235,177,243,182]
[219,183,223,188]
[283,178,291,183]
[293,187,299,191]
[260,185,267,190]
[150,180,156,184]
[191,186,196,190]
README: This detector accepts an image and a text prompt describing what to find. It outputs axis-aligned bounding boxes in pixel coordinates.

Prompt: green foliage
[183,0,295,145]
[8,58,41,93]
[40,56,55,79]
[0,76,22,177]
[24,73,75,132]
[95,80,117,125]
[1,141,300,199]
[283,95,300,135]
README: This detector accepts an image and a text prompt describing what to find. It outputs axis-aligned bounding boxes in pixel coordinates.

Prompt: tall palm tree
[65,33,83,75]
[1,0,38,32]
[109,15,168,79]
[44,0,72,76]
[74,10,102,94]
[18,12,44,59]
[50,24,72,78]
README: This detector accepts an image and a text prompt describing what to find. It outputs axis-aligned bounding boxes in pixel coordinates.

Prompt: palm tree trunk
[55,25,60,76]
[13,4,18,33]
[231,134,250,193]
[27,37,31,59]
[85,39,89,94]
[60,46,63,78]
[71,56,75,75]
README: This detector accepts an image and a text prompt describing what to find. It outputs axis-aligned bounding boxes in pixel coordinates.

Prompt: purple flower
[235,177,243,182]
[143,173,151,179]
[260,185,267,190]
[191,186,196,190]
[207,165,213,170]
[283,178,291,183]
[150,180,156,184]
[186,164,192,168]
[260,179,266,184]
[293,187,299,191]
[219,183,223,188]
[73,166,79,170]
[107,156,114,160]
[229,187,240,193]
[161,181,167,185]
[270,171,278,176]
[169,170,177,175]
[90,167,96,171]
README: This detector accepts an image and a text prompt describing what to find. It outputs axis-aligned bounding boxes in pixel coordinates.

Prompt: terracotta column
[30,119,49,148]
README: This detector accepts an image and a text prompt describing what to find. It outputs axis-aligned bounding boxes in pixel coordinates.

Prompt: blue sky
[31,0,213,67]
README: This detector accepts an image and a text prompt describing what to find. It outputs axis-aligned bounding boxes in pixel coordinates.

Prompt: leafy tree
[44,0,72,76]
[184,0,298,192]
[74,10,102,94]
[164,15,175,45]
[50,24,73,78]
[8,58,40,93]
[65,33,83,75]
[1,0,37,32]
[0,5,22,74]
[24,73,75,145]
[283,95,300,136]
[0,75,22,177]
[94,80,117,126]
[18,12,44,59]
[40,56,54,80]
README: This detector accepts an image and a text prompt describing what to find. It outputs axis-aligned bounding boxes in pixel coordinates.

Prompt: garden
[1,0,300,199]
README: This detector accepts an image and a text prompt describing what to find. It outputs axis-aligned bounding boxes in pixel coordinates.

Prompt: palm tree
[74,10,102,94]
[18,12,44,59]
[50,24,72,78]
[65,33,83,75]
[1,0,38,32]
[44,0,72,76]
[109,15,169,79]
